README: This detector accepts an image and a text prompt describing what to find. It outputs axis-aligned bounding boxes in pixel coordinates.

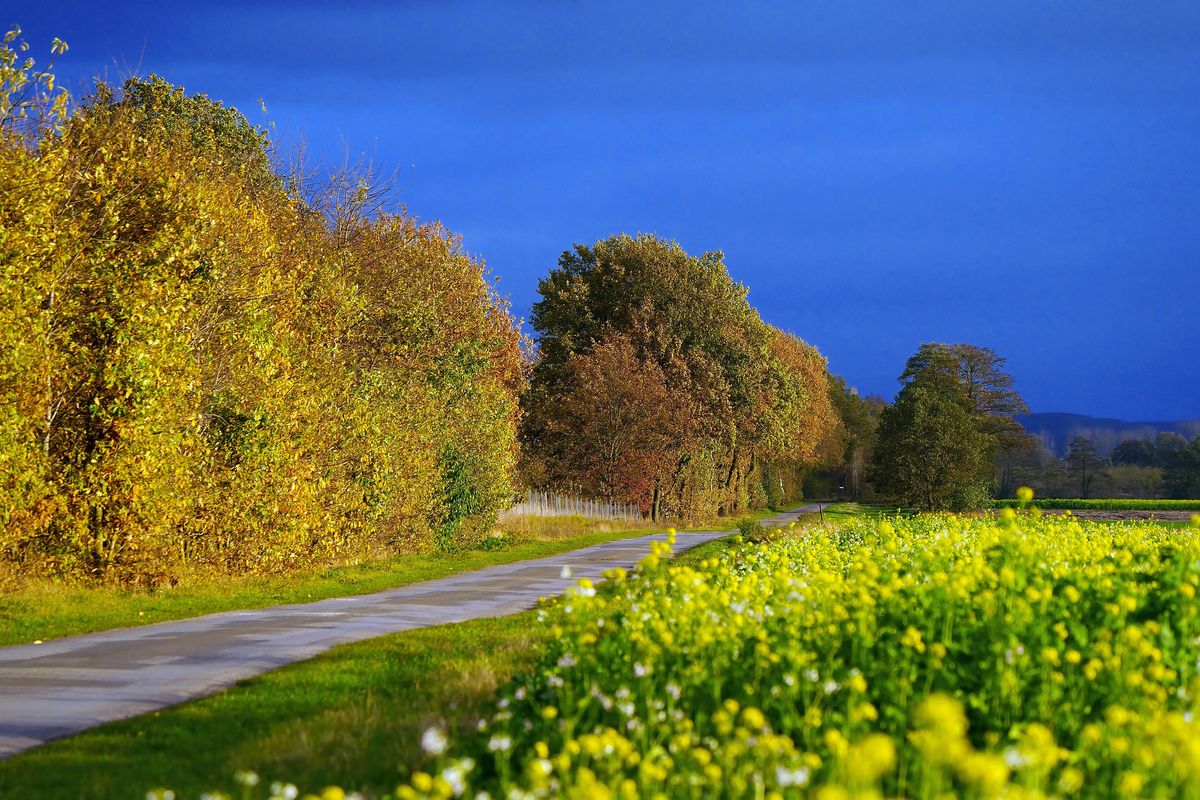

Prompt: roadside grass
[0,519,639,647]
[994,498,1200,511]
[0,612,547,799]
[819,501,911,523]
[0,505,825,799]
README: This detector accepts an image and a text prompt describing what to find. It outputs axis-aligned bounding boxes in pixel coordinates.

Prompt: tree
[539,332,691,517]
[899,343,1028,417]
[829,375,883,500]
[1111,439,1156,467]
[868,385,992,510]
[1,60,525,582]
[522,233,841,520]
[1065,437,1107,498]
[1154,432,1189,467]
[869,343,1025,510]
[1163,437,1200,499]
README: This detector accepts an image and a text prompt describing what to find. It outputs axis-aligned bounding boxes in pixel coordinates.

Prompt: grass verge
[0,521,647,647]
[994,498,1200,511]
[0,611,547,799]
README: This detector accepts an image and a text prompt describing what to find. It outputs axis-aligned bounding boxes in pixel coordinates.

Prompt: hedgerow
[0,33,523,583]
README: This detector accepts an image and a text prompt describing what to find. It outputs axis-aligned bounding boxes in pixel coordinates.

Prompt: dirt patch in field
[1042,509,1196,522]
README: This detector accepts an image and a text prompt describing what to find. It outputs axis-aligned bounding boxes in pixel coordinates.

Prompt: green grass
[1,505,801,649]
[0,611,548,799]
[994,498,1200,511]
[819,501,912,523]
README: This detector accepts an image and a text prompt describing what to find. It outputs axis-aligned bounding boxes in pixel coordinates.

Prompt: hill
[1016,412,1200,458]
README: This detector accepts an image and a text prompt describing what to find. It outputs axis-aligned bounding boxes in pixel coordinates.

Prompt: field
[7,511,1200,798]
[365,512,1200,799]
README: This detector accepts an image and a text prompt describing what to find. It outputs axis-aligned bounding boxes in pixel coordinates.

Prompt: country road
[0,504,826,758]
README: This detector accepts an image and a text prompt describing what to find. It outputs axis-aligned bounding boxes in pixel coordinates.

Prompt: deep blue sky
[18,2,1200,419]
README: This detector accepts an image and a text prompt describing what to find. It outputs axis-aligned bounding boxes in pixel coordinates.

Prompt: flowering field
[236,510,1200,800]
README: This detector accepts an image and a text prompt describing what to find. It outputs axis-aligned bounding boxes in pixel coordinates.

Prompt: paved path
[0,504,825,758]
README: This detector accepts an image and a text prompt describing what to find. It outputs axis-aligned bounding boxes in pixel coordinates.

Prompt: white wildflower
[421,726,449,756]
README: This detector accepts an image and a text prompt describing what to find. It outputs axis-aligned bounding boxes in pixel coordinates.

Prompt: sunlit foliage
[522,234,843,520]
[0,33,522,583]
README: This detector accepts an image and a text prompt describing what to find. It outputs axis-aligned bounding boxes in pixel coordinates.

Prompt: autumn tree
[539,333,691,517]
[1,35,523,583]
[523,234,841,520]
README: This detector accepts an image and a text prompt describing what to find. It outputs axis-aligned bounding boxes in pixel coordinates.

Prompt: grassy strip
[819,502,912,523]
[0,522,766,799]
[0,612,547,799]
[994,498,1200,511]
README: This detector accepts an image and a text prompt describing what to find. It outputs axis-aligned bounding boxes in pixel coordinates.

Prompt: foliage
[1111,438,1157,467]
[0,51,522,583]
[1164,436,1200,500]
[522,234,842,521]
[870,343,1028,510]
[239,511,1200,799]
[827,375,884,500]
[536,332,691,509]
[869,384,993,510]
[1065,436,1107,499]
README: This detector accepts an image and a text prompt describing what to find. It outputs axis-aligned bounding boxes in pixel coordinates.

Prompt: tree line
[998,432,1200,500]
[6,30,1193,585]
[1,34,849,584]
[2,40,523,583]
[841,344,1200,507]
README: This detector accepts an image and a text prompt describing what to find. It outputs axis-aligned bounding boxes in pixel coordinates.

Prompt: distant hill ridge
[1016,412,1200,458]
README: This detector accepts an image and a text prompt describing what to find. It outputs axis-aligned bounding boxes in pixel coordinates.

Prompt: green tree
[828,375,883,500]
[1163,437,1200,499]
[1111,438,1156,467]
[1154,432,1189,467]
[1065,436,1107,498]
[868,385,992,510]
[869,343,1026,510]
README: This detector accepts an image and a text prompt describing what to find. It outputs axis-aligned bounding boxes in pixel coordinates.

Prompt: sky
[16,1,1200,420]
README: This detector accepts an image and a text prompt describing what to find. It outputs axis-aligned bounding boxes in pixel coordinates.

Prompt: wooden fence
[498,491,643,522]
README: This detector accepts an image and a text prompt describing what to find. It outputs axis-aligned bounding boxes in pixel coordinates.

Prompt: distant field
[994,498,1200,511]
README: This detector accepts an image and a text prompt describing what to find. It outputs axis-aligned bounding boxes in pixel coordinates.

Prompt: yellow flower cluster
[253,512,1200,798]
